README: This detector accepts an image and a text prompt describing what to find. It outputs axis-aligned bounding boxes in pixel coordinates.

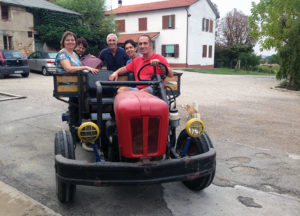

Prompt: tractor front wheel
[176,130,215,191]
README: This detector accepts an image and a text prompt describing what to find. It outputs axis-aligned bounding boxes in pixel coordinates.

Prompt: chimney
[118,0,122,7]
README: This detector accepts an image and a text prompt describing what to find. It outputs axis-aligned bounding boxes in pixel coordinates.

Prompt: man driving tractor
[109,34,174,94]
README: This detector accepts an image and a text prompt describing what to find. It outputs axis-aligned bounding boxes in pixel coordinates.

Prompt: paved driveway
[0,72,299,216]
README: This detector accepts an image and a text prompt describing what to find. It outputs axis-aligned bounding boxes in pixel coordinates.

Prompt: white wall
[116,8,188,65]
[114,0,218,66]
[188,0,216,66]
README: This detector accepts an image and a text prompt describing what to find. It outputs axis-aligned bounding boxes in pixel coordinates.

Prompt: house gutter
[185,7,190,68]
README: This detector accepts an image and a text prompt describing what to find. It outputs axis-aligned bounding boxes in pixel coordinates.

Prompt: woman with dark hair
[75,37,88,59]
[124,39,141,65]
[55,31,98,74]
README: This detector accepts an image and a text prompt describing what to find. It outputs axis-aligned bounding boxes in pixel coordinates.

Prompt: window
[162,15,175,29]
[115,20,125,32]
[161,44,179,57]
[28,31,33,38]
[139,18,147,31]
[209,45,212,58]
[206,19,209,31]
[203,18,213,33]
[202,45,207,58]
[3,36,13,50]
[1,5,9,20]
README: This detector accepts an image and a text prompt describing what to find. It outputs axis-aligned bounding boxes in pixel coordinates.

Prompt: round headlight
[185,118,205,138]
[78,122,100,143]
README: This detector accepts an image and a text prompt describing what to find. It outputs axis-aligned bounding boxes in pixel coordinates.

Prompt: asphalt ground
[0,71,299,216]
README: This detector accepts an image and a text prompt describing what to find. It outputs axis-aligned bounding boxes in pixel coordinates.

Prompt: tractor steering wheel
[137,62,169,81]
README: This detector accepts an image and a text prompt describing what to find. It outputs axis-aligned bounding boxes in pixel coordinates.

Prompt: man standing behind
[109,34,174,94]
[98,33,129,71]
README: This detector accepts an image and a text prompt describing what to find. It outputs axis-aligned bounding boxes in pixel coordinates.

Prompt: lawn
[181,67,276,76]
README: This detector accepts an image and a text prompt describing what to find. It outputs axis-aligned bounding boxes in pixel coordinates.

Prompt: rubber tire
[176,130,216,191]
[42,67,48,76]
[55,130,76,203]
[21,73,29,78]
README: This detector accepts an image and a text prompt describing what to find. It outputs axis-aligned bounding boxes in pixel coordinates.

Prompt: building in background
[0,0,80,56]
[106,0,219,68]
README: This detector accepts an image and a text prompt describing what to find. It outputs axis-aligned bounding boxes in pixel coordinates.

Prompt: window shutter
[116,20,125,32]
[1,5,9,19]
[139,18,147,31]
[162,45,166,57]
[162,16,168,29]
[202,45,207,57]
[202,18,205,31]
[174,44,179,57]
[206,19,209,32]
[171,15,175,29]
[209,45,212,58]
[210,20,213,33]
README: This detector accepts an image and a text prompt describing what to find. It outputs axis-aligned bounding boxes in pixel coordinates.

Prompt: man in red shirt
[109,34,174,94]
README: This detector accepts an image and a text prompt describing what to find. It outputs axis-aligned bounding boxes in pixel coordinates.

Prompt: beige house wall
[0,4,35,55]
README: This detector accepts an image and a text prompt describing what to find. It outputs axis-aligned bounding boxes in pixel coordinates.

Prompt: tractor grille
[131,117,160,155]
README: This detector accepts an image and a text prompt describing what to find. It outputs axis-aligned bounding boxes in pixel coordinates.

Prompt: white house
[106,0,219,68]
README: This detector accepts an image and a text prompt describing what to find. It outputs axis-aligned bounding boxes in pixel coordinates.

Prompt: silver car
[28,51,58,75]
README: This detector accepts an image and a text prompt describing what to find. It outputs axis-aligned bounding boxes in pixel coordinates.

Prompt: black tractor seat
[86,70,116,97]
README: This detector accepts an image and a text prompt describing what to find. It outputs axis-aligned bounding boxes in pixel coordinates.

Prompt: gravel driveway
[0,71,299,215]
[176,70,300,199]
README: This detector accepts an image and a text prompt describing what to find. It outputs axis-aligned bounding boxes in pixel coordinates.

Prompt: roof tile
[106,0,198,15]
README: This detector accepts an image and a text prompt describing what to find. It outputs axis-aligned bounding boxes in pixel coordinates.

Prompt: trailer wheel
[55,130,76,203]
[176,130,215,191]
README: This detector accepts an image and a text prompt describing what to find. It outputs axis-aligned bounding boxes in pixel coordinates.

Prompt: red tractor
[53,63,216,203]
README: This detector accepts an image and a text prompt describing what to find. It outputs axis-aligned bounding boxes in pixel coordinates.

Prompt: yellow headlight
[185,118,205,138]
[78,122,100,143]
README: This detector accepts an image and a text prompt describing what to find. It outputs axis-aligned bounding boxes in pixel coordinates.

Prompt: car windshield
[3,51,25,59]
[48,52,58,59]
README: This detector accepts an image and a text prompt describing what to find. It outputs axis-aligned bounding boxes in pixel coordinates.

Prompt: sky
[105,0,275,56]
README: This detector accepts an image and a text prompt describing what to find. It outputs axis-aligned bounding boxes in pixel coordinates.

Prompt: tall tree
[55,0,115,54]
[249,0,300,87]
[33,0,115,54]
[215,9,256,69]
[217,9,255,46]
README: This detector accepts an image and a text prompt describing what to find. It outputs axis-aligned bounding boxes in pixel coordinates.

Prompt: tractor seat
[86,70,116,97]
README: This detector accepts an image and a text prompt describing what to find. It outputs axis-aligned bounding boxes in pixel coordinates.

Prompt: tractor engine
[114,91,169,159]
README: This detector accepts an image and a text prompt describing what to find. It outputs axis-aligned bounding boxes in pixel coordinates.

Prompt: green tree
[249,0,300,87]
[55,0,116,55]
[277,21,300,87]
[268,54,280,64]
[32,0,115,55]
[215,9,258,70]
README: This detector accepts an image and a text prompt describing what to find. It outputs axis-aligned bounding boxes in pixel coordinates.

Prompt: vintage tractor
[53,63,216,203]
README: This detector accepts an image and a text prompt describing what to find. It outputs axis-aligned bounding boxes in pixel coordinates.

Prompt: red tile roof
[118,32,160,43]
[106,0,198,15]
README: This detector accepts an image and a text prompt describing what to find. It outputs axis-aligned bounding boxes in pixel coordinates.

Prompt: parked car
[0,50,30,79]
[28,51,57,76]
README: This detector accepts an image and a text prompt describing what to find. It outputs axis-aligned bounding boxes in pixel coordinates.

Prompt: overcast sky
[105,0,275,55]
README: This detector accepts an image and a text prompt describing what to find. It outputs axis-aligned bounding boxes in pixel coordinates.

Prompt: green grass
[181,68,275,76]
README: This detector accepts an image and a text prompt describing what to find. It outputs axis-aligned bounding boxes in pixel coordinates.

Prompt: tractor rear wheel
[176,130,215,191]
[55,130,76,202]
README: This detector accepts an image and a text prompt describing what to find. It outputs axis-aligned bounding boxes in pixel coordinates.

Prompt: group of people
[55,31,173,94]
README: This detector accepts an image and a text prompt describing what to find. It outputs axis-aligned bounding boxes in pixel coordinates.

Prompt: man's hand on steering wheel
[150,59,166,73]
[137,62,169,81]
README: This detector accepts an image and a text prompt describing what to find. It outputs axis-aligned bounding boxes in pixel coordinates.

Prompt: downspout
[185,7,190,68]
